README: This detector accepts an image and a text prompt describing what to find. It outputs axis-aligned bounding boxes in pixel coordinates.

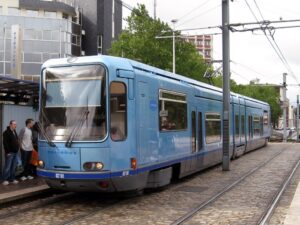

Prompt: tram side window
[235,115,239,139]
[110,82,127,141]
[253,116,261,137]
[248,115,252,139]
[260,116,264,136]
[205,113,221,144]
[263,111,269,125]
[198,112,203,150]
[241,115,245,138]
[192,111,196,152]
[159,90,187,131]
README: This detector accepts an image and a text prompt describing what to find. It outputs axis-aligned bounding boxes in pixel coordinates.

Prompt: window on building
[62,13,69,19]
[26,10,38,17]
[24,29,43,40]
[24,53,42,63]
[43,53,51,62]
[36,30,43,40]
[97,35,103,54]
[24,29,35,40]
[159,90,187,131]
[43,30,52,40]
[205,40,210,46]
[205,50,210,57]
[110,82,127,141]
[51,30,60,41]
[8,7,20,16]
[44,11,57,18]
[72,16,77,23]
[205,113,221,144]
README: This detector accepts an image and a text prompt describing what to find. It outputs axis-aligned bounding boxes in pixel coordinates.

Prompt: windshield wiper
[65,110,89,148]
[36,122,56,147]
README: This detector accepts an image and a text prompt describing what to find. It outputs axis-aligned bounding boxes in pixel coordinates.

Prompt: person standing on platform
[19,118,35,181]
[2,120,20,185]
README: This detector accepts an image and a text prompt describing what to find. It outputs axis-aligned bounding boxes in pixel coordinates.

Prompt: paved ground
[0,143,299,225]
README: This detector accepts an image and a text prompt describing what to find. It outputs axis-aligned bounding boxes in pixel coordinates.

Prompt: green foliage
[109,4,208,82]
[213,76,282,126]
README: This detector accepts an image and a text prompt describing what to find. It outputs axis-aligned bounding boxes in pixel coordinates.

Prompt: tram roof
[42,55,269,107]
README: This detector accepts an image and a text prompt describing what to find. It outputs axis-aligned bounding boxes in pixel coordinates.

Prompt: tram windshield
[41,65,106,141]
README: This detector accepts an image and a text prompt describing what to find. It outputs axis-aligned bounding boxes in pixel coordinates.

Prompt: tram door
[110,80,134,171]
[191,108,203,153]
[197,110,203,152]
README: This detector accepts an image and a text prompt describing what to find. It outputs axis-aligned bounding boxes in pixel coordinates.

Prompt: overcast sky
[122,0,300,105]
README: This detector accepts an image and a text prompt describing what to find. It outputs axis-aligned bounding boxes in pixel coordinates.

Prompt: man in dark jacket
[2,120,19,185]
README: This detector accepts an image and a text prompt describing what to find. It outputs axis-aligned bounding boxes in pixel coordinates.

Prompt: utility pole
[222,0,230,171]
[283,73,287,142]
[3,24,6,76]
[297,95,299,142]
[171,19,178,74]
[154,0,157,20]
[112,0,115,39]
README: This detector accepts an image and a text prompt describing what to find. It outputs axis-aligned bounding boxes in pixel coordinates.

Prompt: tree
[213,76,282,126]
[109,4,209,82]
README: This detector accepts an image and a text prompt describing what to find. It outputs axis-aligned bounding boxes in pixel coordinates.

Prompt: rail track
[170,147,300,225]
[171,149,287,225]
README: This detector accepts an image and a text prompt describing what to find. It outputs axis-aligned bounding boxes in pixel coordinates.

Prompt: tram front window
[41,65,106,141]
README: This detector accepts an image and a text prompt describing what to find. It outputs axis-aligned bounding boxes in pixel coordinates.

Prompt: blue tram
[37,55,271,192]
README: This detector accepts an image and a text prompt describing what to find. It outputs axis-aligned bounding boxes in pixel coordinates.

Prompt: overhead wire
[177,0,211,21]
[176,4,221,28]
[254,0,300,85]
[245,0,299,84]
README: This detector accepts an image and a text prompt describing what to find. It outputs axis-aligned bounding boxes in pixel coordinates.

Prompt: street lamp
[171,19,178,74]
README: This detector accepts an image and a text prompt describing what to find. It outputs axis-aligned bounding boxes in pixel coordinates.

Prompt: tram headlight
[95,162,104,170]
[38,160,45,168]
[83,162,104,171]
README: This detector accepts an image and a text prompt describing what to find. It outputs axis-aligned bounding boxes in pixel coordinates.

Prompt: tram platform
[284,180,300,225]
[0,177,49,204]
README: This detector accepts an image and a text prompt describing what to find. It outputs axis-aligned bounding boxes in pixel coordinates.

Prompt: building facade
[0,0,122,80]
[0,0,81,80]
[185,34,213,63]
[74,0,122,55]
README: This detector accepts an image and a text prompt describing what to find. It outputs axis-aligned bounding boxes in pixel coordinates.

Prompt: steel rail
[258,158,300,225]
[171,149,284,225]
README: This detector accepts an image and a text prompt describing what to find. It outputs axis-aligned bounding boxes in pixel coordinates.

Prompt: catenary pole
[154,0,157,20]
[222,0,230,171]
[3,24,6,76]
[297,95,299,142]
[112,0,115,39]
[171,19,177,74]
[283,73,287,142]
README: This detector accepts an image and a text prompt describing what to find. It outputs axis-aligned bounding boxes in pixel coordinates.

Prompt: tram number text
[122,171,129,176]
[55,173,65,179]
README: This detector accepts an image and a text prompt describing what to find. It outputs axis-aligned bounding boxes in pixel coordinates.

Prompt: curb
[0,184,50,204]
